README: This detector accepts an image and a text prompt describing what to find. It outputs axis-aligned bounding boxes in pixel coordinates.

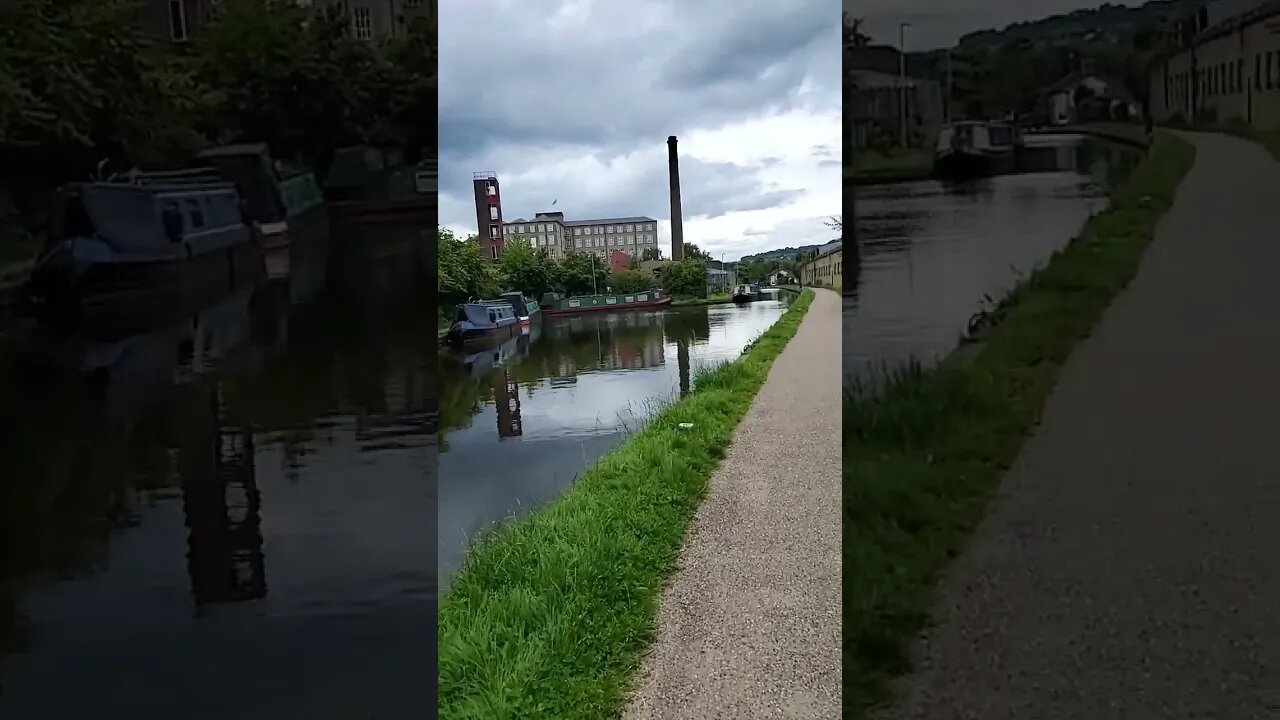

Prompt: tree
[641,247,662,261]
[610,269,652,294]
[438,227,500,307]
[498,237,555,299]
[556,252,608,296]
[660,259,708,298]
[682,243,712,261]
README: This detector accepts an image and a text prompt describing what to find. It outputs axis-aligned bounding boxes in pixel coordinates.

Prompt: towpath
[624,288,842,719]
[880,132,1280,718]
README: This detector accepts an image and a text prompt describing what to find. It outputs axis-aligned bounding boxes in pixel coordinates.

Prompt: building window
[574,227,582,236]
[595,226,603,234]
[490,225,499,238]
[487,183,496,196]
[607,225,614,233]
[169,0,188,42]
[626,224,634,232]
[491,245,499,260]
[353,7,373,40]
[489,206,498,220]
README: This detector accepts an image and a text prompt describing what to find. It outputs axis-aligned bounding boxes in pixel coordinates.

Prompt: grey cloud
[440,0,839,244]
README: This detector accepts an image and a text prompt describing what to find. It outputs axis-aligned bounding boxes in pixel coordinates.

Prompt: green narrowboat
[539,289,672,316]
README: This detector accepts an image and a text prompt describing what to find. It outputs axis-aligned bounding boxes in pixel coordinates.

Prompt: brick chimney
[667,135,684,261]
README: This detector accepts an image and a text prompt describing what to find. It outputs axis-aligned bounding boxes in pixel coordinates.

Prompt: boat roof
[198,143,270,158]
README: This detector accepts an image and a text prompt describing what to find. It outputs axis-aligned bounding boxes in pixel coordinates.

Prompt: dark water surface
[0,219,435,719]
[845,135,1143,385]
[438,293,791,587]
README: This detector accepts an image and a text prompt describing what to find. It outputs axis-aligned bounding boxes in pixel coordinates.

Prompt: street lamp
[899,22,911,149]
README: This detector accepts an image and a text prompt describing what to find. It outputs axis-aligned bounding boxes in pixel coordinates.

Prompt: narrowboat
[933,121,1022,180]
[445,300,521,346]
[195,144,324,248]
[539,289,672,316]
[27,180,259,315]
[322,145,435,220]
[499,291,541,326]
[732,284,755,304]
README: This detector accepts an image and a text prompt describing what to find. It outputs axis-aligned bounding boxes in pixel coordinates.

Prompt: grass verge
[672,292,731,307]
[842,132,1196,716]
[440,288,816,720]
[849,148,934,185]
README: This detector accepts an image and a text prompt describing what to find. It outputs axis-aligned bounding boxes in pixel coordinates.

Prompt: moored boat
[322,145,435,221]
[499,291,541,326]
[933,121,1022,180]
[195,144,324,248]
[26,180,259,316]
[732,284,755,304]
[446,299,521,346]
[539,289,672,316]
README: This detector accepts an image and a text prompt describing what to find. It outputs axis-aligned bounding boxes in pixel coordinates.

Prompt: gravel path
[624,288,842,720]
[878,132,1280,718]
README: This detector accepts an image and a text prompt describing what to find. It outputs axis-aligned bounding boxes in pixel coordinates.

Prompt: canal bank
[844,132,1196,715]
[438,289,818,720]
[625,288,840,720]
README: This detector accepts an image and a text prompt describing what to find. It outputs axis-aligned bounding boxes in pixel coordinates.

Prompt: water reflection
[437,299,790,588]
[0,219,435,718]
[845,136,1142,386]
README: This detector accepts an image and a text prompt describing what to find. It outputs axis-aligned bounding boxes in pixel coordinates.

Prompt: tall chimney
[667,135,684,261]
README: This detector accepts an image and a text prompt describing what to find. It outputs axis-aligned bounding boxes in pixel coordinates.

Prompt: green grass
[842,132,1196,717]
[439,289,816,720]
[672,292,731,306]
[1260,125,1280,162]
[849,148,933,184]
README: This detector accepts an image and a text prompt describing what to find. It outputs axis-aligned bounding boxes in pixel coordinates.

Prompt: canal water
[437,294,792,588]
[845,134,1144,386]
[0,219,435,718]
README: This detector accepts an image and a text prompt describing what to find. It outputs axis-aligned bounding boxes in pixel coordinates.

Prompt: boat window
[187,199,205,229]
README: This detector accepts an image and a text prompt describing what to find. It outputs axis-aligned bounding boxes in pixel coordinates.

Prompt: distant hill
[739,245,820,262]
[956,0,1203,50]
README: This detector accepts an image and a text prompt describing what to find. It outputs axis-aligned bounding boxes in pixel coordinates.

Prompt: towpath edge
[624,288,842,719]
[877,132,1280,717]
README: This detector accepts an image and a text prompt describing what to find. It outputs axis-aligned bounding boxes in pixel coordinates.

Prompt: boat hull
[933,149,1016,180]
[445,319,521,348]
[732,293,754,304]
[542,296,672,316]
[27,240,262,322]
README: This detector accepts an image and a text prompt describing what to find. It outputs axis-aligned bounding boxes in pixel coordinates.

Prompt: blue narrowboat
[446,300,521,346]
[27,180,259,315]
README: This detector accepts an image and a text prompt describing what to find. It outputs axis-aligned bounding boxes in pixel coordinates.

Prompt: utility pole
[899,22,911,149]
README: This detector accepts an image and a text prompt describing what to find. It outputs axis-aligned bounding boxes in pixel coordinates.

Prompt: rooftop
[564,216,657,226]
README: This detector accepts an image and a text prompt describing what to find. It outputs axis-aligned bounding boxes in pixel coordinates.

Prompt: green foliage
[0,0,438,261]
[438,227,499,306]
[682,243,712,261]
[498,238,555,299]
[555,252,608,297]
[640,246,662,261]
[439,290,815,719]
[660,258,708,298]
[609,269,652,294]
[842,134,1196,715]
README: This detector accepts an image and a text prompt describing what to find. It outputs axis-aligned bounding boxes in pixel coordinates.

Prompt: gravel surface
[878,132,1280,719]
[623,288,842,720]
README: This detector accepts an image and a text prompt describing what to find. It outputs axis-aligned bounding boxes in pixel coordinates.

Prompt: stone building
[502,214,660,261]
[801,239,843,291]
[1149,0,1280,132]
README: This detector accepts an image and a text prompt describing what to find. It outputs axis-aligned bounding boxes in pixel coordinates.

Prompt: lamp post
[899,22,911,149]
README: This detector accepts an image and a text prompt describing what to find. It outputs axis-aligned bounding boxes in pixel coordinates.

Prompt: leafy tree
[640,247,662,261]
[682,243,712,261]
[555,252,608,296]
[660,259,708,298]
[438,227,499,306]
[610,269,652,294]
[498,238,555,299]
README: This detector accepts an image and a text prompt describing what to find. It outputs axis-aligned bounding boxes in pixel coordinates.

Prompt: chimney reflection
[493,366,523,438]
[180,386,267,606]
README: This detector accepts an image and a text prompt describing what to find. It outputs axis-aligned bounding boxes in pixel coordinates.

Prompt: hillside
[957,0,1203,50]
[739,245,820,262]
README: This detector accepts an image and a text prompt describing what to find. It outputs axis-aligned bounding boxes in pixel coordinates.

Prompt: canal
[437,294,792,587]
[845,134,1144,386]
[0,219,434,718]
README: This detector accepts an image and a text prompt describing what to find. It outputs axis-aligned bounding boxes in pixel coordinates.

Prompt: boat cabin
[453,300,518,328]
[46,181,248,258]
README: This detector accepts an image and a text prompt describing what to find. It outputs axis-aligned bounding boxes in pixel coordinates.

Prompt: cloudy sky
[439,0,841,262]
[845,0,1145,51]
